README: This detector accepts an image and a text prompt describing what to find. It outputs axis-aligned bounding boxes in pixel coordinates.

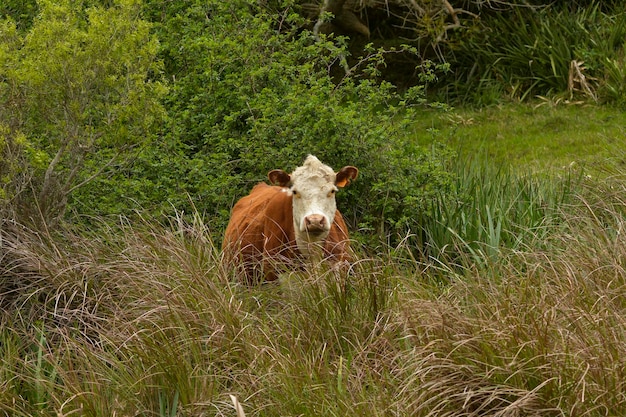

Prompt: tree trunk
[314,0,370,37]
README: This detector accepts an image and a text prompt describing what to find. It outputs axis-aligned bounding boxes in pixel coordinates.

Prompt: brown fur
[223,183,351,284]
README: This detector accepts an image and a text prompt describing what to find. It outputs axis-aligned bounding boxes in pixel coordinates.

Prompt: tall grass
[416,154,580,270]
[1,169,626,415]
[449,3,626,104]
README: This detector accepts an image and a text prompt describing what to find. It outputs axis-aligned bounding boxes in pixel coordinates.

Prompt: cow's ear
[268,169,291,186]
[335,166,358,188]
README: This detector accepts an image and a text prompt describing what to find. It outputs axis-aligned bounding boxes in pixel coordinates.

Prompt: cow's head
[268,155,358,245]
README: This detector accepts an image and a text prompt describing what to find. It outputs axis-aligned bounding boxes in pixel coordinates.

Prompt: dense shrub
[71,0,454,244]
[0,0,165,224]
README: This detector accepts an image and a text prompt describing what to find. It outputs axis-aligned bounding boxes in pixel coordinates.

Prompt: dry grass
[1,182,626,416]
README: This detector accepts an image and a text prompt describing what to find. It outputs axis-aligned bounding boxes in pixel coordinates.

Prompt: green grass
[2,104,626,416]
[413,103,626,174]
[415,155,579,268]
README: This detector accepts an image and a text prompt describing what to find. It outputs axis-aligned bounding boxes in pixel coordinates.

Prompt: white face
[288,156,338,243]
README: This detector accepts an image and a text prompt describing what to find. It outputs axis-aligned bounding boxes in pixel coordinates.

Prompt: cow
[223,155,358,284]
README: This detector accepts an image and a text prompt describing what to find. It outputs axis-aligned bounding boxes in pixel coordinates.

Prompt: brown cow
[223,155,358,284]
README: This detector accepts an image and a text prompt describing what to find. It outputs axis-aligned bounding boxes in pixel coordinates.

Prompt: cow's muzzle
[304,214,328,234]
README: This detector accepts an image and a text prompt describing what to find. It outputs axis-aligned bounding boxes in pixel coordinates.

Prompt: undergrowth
[2,170,626,415]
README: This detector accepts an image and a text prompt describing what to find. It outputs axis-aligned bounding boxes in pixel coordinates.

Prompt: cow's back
[223,184,294,282]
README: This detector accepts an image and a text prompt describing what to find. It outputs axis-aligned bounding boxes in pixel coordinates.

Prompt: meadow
[414,103,626,174]
[2,103,625,416]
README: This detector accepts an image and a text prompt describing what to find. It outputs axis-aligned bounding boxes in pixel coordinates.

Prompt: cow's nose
[304,214,327,233]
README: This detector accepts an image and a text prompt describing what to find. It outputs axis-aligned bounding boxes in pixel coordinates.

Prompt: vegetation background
[1,0,625,416]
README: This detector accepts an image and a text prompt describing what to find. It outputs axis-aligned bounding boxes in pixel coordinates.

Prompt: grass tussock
[1,180,626,416]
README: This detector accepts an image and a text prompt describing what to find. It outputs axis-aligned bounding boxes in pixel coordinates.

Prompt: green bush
[72,0,454,244]
[0,0,165,224]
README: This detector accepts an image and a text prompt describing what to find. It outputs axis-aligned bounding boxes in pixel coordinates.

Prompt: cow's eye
[292,189,300,198]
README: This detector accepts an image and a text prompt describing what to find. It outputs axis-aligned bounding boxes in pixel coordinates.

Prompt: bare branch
[435,0,461,42]
[66,147,126,194]
[313,0,332,38]
[40,138,70,202]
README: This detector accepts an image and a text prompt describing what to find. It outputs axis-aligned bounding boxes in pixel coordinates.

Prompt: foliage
[3,0,625,233]
[0,125,36,214]
[600,53,626,105]
[0,0,165,224]
[231,1,626,105]
[0,0,38,31]
[2,2,626,412]
[71,0,454,242]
